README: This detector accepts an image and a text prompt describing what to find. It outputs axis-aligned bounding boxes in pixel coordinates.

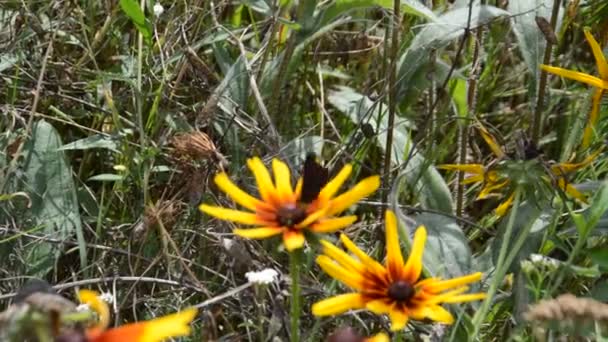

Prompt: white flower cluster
[245,268,279,285]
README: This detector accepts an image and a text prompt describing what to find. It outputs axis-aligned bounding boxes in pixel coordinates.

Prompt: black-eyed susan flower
[199,155,380,251]
[77,290,197,342]
[439,125,602,216]
[312,210,486,331]
[541,28,608,147]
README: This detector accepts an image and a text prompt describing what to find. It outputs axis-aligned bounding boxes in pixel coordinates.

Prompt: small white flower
[246,268,279,285]
[153,2,164,17]
[99,292,114,304]
[76,303,90,312]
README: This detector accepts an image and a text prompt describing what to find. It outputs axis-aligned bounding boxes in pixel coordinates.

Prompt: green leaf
[396,5,509,99]
[585,180,608,232]
[509,0,563,91]
[21,120,86,277]
[321,0,436,27]
[119,0,152,44]
[589,247,608,269]
[88,173,125,182]
[59,135,119,152]
[281,135,325,166]
[328,86,453,213]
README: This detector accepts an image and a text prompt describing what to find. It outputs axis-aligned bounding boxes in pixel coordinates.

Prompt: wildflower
[439,126,602,216]
[153,2,164,17]
[312,210,486,331]
[245,268,279,285]
[541,28,608,147]
[199,155,379,251]
[78,290,197,342]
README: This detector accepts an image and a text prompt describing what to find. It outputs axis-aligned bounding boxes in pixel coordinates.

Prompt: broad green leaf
[328,86,453,213]
[589,247,608,269]
[281,135,324,166]
[119,0,152,44]
[59,135,119,152]
[21,120,86,276]
[321,0,436,26]
[509,0,563,107]
[396,5,509,99]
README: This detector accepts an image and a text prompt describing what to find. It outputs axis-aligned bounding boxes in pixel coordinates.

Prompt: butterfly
[300,153,329,203]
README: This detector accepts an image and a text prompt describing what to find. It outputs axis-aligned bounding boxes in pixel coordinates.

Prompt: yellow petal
[283,230,305,251]
[138,308,198,342]
[584,28,608,80]
[365,333,390,342]
[247,157,277,203]
[78,290,110,330]
[272,159,295,202]
[311,216,357,233]
[582,89,604,148]
[328,175,380,215]
[462,174,484,185]
[311,293,365,316]
[495,193,515,217]
[214,173,266,211]
[477,179,509,200]
[319,239,365,273]
[199,205,264,225]
[437,164,484,174]
[477,124,505,158]
[316,255,365,290]
[318,164,352,201]
[233,227,283,239]
[295,178,303,198]
[552,148,602,174]
[365,299,392,315]
[423,272,483,293]
[421,305,454,324]
[388,307,409,331]
[403,226,427,283]
[442,292,487,304]
[295,207,328,229]
[385,210,404,276]
[540,65,608,89]
[557,178,587,203]
[340,234,386,276]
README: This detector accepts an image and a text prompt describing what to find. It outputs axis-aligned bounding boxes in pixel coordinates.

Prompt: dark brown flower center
[276,205,308,227]
[388,280,415,302]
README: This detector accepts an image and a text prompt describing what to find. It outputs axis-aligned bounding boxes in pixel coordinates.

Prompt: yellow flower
[312,210,486,331]
[78,290,197,342]
[541,28,608,147]
[199,156,380,251]
[439,125,602,217]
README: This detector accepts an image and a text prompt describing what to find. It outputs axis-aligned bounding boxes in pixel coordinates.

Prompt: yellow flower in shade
[78,290,197,342]
[199,156,380,251]
[541,28,608,147]
[312,210,486,331]
[439,125,602,217]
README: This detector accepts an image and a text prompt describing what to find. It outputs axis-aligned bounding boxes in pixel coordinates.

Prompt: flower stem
[290,249,302,342]
[470,188,521,339]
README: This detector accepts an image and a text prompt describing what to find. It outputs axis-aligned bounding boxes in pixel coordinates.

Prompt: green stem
[470,188,521,340]
[290,250,302,342]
